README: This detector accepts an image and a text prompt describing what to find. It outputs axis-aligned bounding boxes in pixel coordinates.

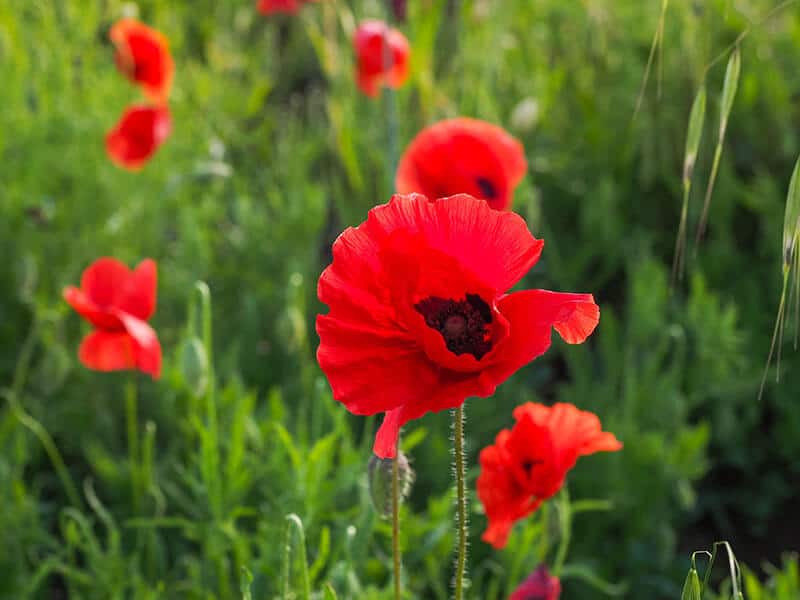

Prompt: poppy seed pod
[368,451,415,518]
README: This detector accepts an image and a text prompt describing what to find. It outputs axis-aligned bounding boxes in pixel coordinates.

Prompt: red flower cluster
[106,20,173,170]
[396,118,527,211]
[353,20,410,97]
[478,402,622,549]
[257,0,316,14]
[510,565,561,600]
[316,193,599,459]
[64,258,162,379]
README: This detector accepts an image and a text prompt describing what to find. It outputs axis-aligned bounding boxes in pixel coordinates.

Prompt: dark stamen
[476,177,497,199]
[415,294,492,359]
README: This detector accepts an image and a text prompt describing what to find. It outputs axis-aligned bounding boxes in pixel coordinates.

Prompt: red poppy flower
[257,0,316,14]
[106,104,172,170]
[353,20,410,97]
[396,118,527,211]
[510,565,561,600]
[316,193,600,459]
[478,402,622,549]
[110,19,174,103]
[64,258,161,380]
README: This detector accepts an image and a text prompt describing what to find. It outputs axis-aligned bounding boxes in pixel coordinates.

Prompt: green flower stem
[553,487,572,576]
[392,452,402,600]
[125,377,141,513]
[4,318,82,509]
[453,405,468,600]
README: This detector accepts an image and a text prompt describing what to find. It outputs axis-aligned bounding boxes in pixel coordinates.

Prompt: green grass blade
[696,47,741,244]
[672,84,707,283]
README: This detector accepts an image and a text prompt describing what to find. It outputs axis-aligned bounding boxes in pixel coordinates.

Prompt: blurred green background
[2,0,800,598]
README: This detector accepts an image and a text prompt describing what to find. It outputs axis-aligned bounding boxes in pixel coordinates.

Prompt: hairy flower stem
[453,405,468,599]
[392,452,402,600]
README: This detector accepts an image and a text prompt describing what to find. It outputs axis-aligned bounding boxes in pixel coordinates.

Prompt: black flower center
[476,177,497,199]
[414,294,492,359]
[521,459,542,474]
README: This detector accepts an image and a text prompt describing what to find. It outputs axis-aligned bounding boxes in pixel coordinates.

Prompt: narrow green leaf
[323,583,339,600]
[683,84,707,182]
[681,568,702,600]
[782,155,800,266]
[719,47,741,135]
[695,48,742,244]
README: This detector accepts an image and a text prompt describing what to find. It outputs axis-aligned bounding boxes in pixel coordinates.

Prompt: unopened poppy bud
[368,451,414,518]
[180,337,209,397]
[680,567,701,600]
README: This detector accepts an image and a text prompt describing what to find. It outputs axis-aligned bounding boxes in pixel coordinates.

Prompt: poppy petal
[106,105,172,171]
[365,193,544,293]
[116,258,157,320]
[110,19,174,103]
[513,402,622,471]
[396,119,526,211]
[63,286,122,330]
[478,443,542,549]
[257,0,303,14]
[80,257,131,308]
[113,310,162,379]
[511,289,600,344]
[316,314,433,418]
[78,330,138,372]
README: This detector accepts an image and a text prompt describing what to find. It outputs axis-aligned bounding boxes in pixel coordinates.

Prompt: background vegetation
[1,0,799,598]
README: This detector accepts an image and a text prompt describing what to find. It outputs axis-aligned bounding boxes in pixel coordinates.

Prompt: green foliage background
[1,0,799,598]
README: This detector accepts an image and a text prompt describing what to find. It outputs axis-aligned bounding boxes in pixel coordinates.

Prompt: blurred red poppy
[317,193,600,459]
[396,118,527,211]
[64,258,161,380]
[510,565,561,600]
[257,0,316,14]
[110,19,174,104]
[478,402,622,549]
[106,105,172,170]
[353,20,410,97]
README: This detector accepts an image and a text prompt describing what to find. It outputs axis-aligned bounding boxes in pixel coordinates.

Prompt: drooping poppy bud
[110,19,174,103]
[368,451,415,517]
[353,20,410,97]
[106,104,172,170]
[510,565,561,600]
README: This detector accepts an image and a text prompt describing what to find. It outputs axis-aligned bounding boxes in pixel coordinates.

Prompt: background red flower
[64,258,161,379]
[509,565,561,600]
[257,0,316,14]
[353,20,410,97]
[396,118,527,211]
[106,104,172,170]
[478,402,622,549]
[317,193,599,459]
[110,19,174,104]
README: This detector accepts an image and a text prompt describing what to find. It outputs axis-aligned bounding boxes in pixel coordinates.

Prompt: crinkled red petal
[106,105,172,171]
